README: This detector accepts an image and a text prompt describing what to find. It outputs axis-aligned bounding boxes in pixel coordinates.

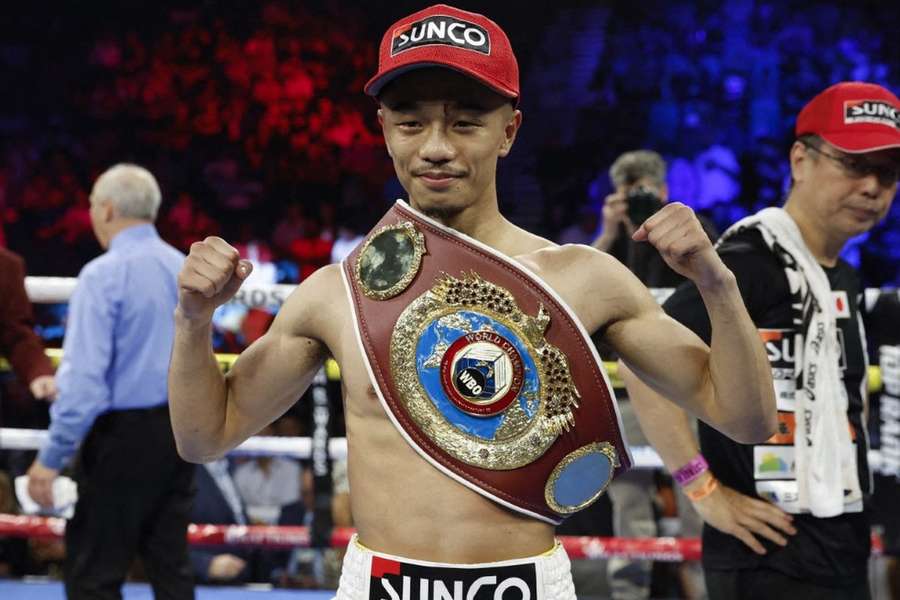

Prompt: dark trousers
[705,567,870,600]
[65,405,195,600]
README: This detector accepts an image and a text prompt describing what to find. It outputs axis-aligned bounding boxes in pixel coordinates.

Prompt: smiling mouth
[417,171,463,180]
[417,172,463,190]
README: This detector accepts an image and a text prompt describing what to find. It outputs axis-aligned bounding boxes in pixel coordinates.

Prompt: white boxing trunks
[335,535,575,600]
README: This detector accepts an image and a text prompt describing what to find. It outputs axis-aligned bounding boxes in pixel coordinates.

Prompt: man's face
[377,68,521,218]
[792,140,900,238]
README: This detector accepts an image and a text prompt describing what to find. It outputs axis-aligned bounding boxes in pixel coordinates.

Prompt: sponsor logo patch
[759,329,796,410]
[763,411,855,445]
[391,15,491,56]
[755,480,802,513]
[367,556,538,600]
[844,100,900,128]
[832,291,850,319]
[836,328,848,372]
[753,445,795,480]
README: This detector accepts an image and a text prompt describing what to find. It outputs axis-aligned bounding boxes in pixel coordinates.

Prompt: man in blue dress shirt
[27,163,194,600]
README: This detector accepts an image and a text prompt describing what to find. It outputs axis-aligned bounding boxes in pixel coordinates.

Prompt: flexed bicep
[220,326,327,449]
[607,305,714,418]
[170,263,338,462]
[218,266,338,450]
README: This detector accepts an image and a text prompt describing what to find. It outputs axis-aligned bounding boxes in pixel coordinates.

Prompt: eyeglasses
[802,142,900,186]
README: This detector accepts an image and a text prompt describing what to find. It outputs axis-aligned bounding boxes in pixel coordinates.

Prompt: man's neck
[783,198,846,267]
[411,198,510,249]
[105,219,153,250]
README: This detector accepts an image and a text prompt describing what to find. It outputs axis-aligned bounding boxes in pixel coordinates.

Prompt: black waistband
[103,403,169,421]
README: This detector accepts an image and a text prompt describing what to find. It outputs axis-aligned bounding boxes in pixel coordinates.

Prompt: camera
[626,186,663,226]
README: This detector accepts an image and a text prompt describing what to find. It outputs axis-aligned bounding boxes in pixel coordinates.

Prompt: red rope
[0,513,882,561]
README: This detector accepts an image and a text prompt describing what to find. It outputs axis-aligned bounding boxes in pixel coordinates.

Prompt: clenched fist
[632,202,728,288]
[208,553,247,581]
[177,237,253,323]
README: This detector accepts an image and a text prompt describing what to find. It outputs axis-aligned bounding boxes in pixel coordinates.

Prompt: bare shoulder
[517,244,660,332]
[519,244,640,295]
[271,263,345,340]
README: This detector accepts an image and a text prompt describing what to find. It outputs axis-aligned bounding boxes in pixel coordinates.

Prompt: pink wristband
[673,454,708,486]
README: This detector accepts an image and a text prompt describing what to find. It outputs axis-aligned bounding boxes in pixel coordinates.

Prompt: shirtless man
[169,4,775,597]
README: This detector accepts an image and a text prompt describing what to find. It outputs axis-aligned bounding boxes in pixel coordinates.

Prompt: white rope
[2,427,887,472]
[0,427,656,467]
[25,276,892,308]
[17,277,893,472]
[24,277,78,304]
[0,428,350,461]
[25,276,296,308]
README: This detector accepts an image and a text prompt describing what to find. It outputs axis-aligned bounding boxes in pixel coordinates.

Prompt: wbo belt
[342,200,631,523]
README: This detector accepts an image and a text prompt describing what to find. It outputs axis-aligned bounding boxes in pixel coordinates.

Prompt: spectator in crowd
[0,471,29,577]
[190,459,253,585]
[234,421,306,526]
[588,149,712,600]
[289,216,333,281]
[26,164,194,599]
[234,417,309,583]
[233,220,278,287]
[160,192,221,253]
[329,211,366,264]
[272,202,308,260]
[0,247,56,402]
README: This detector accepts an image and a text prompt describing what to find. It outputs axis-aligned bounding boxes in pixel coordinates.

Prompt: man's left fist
[632,202,728,288]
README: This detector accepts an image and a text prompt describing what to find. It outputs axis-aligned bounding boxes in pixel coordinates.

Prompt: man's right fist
[177,236,253,322]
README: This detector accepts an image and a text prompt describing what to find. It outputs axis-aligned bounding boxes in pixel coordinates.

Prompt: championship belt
[342,201,631,523]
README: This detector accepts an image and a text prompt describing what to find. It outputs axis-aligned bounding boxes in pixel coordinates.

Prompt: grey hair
[609,150,667,188]
[91,163,162,221]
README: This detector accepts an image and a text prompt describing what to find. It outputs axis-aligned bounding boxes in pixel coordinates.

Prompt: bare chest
[328,281,611,427]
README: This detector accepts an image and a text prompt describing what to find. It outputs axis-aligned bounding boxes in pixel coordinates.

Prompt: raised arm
[602,203,776,443]
[168,237,329,463]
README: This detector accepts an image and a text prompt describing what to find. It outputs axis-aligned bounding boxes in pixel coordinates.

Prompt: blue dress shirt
[38,224,185,470]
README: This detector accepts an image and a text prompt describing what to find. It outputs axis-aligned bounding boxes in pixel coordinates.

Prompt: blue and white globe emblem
[415,310,541,442]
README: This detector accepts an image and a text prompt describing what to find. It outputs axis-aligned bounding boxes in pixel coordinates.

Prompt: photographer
[590,150,716,599]
[592,150,717,289]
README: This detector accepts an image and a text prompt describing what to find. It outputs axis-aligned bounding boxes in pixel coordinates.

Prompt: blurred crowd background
[2,0,898,292]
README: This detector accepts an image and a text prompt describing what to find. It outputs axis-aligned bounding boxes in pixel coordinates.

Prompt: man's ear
[101,201,116,223]
[789,141,811,187]
[498,109,523,158]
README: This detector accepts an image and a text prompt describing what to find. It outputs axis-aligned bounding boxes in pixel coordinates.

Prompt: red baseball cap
[364,4,519,103]
[796,81,900,153]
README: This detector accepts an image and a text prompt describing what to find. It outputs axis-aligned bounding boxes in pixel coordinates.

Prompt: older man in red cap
[624,81,900,600]
[169,5,778,599]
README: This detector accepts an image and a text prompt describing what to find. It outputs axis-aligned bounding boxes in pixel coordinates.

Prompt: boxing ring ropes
[0,276,890,563]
